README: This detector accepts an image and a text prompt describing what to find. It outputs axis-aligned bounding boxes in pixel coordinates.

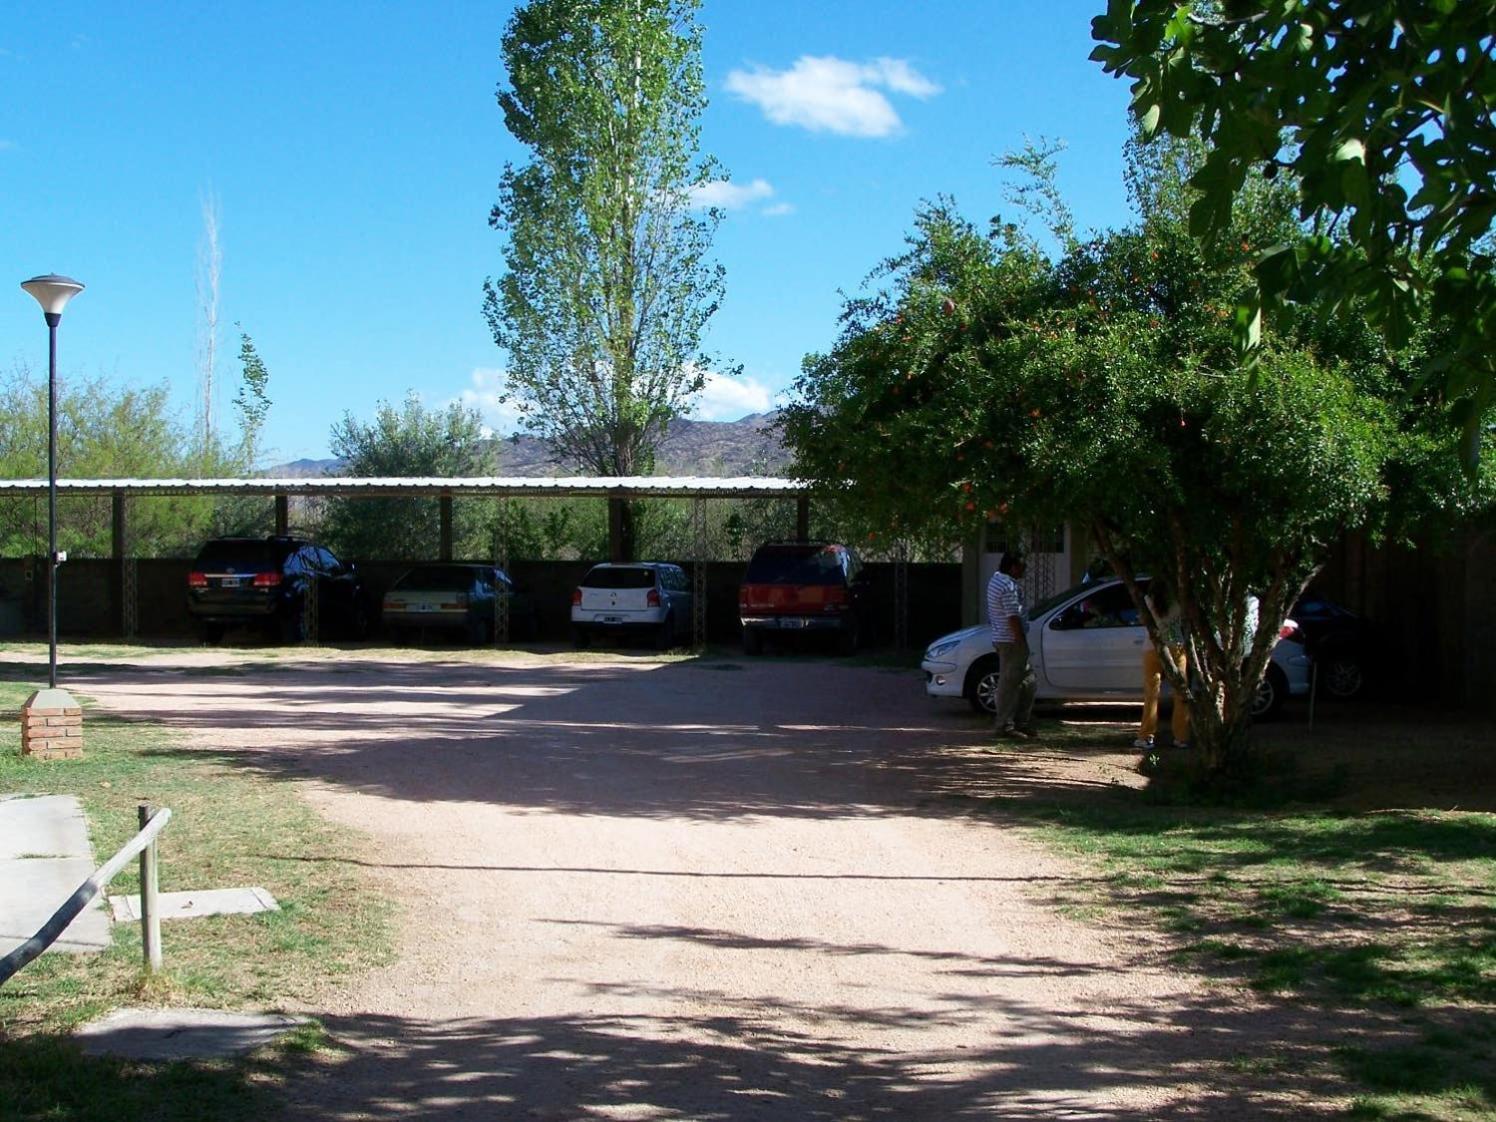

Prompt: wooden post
[796,496,810,543]
[608,498,625,562]
[138,803,162,973]
[274,494,289,536]
[112,491,128,636]
[439,494,454,561]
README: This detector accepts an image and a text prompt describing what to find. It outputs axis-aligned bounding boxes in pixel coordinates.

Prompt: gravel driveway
[75,650,1331,1120]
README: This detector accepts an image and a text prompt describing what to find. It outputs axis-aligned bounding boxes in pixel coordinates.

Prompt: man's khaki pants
[994,642,1037,731]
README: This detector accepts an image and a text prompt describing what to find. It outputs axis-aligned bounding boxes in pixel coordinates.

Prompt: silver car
[571,562,692,649]
[921,577,1311,720]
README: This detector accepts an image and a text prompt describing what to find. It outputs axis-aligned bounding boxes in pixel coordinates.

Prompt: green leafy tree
[0,366,225,557]
[231,329,272,469]
[323,394,497,560]
[483,0,732,557]
[782,160,1490,779]
[1091,0,1496,456]
[202,329,277,538]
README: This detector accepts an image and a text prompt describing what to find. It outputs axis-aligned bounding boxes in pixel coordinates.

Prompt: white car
[571,562,692,649]
[922,577,1312,720]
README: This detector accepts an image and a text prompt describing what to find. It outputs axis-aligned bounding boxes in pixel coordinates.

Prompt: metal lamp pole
[20,275,85,689]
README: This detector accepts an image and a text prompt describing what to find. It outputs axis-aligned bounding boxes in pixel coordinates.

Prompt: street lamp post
[20,275,84,692]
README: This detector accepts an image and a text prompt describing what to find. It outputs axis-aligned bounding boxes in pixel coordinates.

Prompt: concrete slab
[0,857,112,953]
[75,1008,307,1060]
[108,886,280,923]
[0,794,93,860]
[0,794,111,956]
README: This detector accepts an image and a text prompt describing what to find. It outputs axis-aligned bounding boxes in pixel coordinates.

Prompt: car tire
[200,622,225,646]
[656,614,674,651]
[1321,652,1365,700]
[837,619,861,656]
[742,628,763,656]
[572,627,591,649]
[278,610,305,646]
[1251,664,1287,721]
[965,654,1001,715]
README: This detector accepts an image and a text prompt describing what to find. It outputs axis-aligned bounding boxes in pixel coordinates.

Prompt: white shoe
[1133,736,1154,749]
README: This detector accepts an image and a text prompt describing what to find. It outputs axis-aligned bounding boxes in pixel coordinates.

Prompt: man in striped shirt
[986,552,1037,739]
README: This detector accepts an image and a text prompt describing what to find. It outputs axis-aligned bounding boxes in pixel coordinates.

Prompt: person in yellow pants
[1136,582,1190,750]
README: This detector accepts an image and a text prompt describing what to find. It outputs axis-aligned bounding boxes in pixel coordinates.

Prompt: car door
[313,547,351,629]
[1039,581,1147,694]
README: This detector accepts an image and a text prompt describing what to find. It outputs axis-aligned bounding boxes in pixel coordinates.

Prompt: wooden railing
[0,803,171,987]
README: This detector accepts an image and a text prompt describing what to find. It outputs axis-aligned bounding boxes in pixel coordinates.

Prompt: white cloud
[459,367,526,436]
[461,365,775,434]
[725,55,941,138]
[689,177,775,211]
[761,202,795,218]
[692,369,774,421]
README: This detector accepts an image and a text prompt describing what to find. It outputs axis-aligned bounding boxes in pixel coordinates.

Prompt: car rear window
[194,540,291,568]
[394,566,484,592]
[580,566,658,590]
[744,546,845,586]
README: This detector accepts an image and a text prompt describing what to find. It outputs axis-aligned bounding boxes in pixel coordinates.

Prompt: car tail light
[187,571,208,588]
[571,588,582,606]
[647,588,661,607]
[253,571,282,588]
[1279,619,1301,641]
[822,586,849,612]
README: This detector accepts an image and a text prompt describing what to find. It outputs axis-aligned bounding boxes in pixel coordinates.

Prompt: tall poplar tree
[483,0,730,557]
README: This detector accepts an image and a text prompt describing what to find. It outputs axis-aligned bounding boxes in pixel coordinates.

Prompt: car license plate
[219,577,241,588]
[602,615,622,623]
[781,618,807,628]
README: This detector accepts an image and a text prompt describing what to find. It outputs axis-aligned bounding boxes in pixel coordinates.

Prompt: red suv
[738,541,872,655]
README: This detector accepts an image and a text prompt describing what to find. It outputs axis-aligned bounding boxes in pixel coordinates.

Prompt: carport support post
[274,494,289,536]
[111,491,127,636]
[138,803,162,973]
[796,496,810,542]
[439,494,454,561]
[608,497,626,562]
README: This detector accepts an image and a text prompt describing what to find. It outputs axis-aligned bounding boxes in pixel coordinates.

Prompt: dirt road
[75,651,1325,1120]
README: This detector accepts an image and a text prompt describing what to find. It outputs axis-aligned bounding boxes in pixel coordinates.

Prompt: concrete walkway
[0,794,110,956]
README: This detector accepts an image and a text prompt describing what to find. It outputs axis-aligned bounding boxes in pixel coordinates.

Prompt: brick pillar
[20,688,83,760]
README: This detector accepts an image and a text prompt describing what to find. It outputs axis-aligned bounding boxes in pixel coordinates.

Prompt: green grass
[1340,1034,1496,1121]
[0,678,392,1120]
[1019,800,1496,1002]
[1003,777,1496,1118]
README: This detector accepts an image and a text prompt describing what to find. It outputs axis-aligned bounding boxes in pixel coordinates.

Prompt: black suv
[1292,591,1378,699]
[187,536,369,643]
[738,541,873,655]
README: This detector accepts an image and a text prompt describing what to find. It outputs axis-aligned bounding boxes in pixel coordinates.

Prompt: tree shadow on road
[280,986,1418,1121]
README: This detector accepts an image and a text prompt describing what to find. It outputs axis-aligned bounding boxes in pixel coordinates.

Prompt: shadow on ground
[20,656,1149,822]
[276,987,1433,1121]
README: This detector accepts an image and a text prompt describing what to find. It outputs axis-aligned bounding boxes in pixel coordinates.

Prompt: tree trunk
[607,498,638,562]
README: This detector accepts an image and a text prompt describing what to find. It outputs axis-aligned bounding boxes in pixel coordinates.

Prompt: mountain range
[269,411,791,479]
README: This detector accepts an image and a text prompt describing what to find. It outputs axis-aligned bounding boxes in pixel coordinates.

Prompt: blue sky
[1,1,1136,465]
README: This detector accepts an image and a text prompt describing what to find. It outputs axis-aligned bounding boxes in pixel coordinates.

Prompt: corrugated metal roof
[0,476,810,499]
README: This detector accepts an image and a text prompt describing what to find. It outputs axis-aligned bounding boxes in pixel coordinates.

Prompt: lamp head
[21,275,85,319]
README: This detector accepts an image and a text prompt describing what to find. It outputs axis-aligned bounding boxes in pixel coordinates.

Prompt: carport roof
[0,476,810,499]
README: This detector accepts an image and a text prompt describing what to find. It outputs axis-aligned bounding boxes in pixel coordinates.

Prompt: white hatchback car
[922,577,1312,720]
[571,562,692,649]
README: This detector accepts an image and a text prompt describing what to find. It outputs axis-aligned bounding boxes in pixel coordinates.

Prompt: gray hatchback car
[570,562,692,649]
